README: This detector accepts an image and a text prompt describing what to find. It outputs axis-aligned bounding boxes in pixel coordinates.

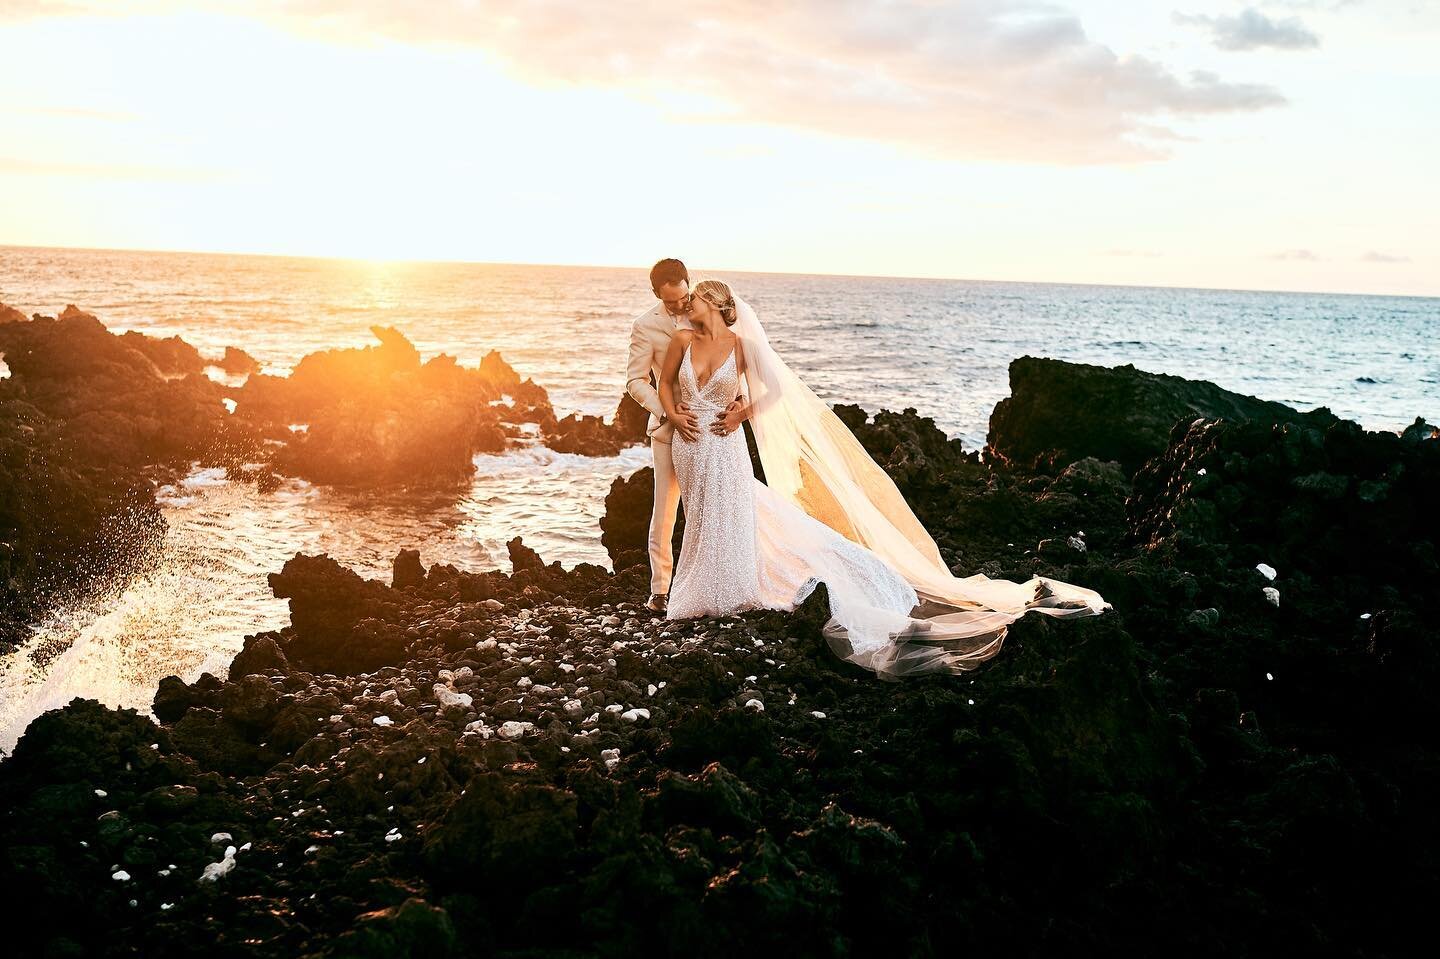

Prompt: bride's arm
[733,338,753,421]
[659,332,699,441]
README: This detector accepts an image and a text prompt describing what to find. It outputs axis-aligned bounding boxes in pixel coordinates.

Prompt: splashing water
[0,443,651,754]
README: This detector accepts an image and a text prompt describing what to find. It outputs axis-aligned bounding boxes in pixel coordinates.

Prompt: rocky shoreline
[0,304,645,650]
[1,312,1437,956]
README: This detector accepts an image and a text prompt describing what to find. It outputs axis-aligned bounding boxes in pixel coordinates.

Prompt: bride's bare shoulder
[664,328,695,357]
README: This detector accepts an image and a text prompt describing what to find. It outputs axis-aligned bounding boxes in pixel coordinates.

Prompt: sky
[0,0,1436,296]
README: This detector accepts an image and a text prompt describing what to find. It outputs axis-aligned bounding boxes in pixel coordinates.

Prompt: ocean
[0,244,1434,751]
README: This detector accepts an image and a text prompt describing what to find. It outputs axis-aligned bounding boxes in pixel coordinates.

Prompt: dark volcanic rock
[987,355,1339,473]
[0,305,261,468]
[3,355,1436,958]
[266,553,418,674]
[0,397,166,649]
[545,393,649,456]
[218,345,260,375]
[392,548,427,589]
[234,327,557,486]
[119,329,205,376]
[600,465,685,571]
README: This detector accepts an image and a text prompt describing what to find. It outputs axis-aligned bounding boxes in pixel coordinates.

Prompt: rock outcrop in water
[986,355,1340,473]
[545,392,650,457]
[1,300,30,325]
[3,354,1435,956]
[233,325,645,483]
[0,305,261,468]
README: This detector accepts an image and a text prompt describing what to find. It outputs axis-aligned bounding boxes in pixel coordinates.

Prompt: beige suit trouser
[649,436,681,596]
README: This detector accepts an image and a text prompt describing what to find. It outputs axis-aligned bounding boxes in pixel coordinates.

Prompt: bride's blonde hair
[694,279,738,326]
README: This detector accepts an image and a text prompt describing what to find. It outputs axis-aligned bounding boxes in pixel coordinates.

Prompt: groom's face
[655,280,691,317]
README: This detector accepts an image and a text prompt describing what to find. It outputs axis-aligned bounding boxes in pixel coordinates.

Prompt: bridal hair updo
[694,279,738,326]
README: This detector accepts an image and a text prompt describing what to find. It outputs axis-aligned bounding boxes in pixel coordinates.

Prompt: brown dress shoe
[645,593,668,614]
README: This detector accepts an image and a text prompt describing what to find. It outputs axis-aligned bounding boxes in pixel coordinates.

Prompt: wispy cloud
[215,0,1290,165]
[0,0,84,19]
[0,155,230,180]
[1268,248,1321,260]
[4,105,141,122]
[1175,7,1321,51]
[1360,250,1410,263]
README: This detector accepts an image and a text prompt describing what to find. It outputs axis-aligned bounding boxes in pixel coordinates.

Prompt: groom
[625,258,736,614]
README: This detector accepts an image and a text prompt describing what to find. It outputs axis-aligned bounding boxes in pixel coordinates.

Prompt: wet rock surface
[2,348,1436,956]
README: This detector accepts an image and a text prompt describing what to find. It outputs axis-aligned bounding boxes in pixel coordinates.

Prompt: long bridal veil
[730,292,1109,677]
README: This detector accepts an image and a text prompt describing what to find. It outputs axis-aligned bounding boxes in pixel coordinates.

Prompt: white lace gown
[666,342,920,632]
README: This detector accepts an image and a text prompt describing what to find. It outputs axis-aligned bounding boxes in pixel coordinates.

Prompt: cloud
[1361,250,1410,263]
[4,105,140,122]
[1259,1,1360,10]
[1268,249,1321,260]
[1102,248,1163,257]
[0,0,81,19]
[234,0,1287,165]
[0,155,230,180]
[1175,7,1321,51]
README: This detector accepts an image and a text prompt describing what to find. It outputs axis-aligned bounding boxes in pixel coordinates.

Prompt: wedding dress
[667,341,919,632]
[666,294,1109,680]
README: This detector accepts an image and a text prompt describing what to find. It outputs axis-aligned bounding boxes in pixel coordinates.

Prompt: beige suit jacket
[626,302,696,445]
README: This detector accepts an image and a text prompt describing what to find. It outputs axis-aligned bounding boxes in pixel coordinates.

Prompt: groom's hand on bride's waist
[711,401,745,437]
[670,402,701,442]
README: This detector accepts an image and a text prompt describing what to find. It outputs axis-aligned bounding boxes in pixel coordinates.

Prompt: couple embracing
[625,259,1107,680]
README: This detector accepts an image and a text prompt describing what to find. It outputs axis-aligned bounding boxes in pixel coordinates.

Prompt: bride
[657,278,1108,680]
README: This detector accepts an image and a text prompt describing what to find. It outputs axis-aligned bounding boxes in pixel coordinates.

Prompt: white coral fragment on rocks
[200,845,237,882]
[373,715,394,727]
[463,720,494,739]
[498,720,534,739]
[433,684,472,709]
[744,698,765,711]
[810,711,827,719]
[210,832,232,845]
[601,747,621,770]
[1263,586,1280,607]
[1256,563,1277,581]
[620,708,650,723]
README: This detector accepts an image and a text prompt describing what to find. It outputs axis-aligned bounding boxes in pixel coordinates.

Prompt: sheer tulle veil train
[727,291,1110,678]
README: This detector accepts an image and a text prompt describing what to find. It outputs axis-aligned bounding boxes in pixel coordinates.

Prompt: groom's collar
[658,302,696,330]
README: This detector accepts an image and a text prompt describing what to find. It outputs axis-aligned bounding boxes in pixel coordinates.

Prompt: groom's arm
[625,320,665,421]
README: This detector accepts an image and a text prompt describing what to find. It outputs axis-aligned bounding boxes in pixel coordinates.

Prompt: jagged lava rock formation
[1,356,1436,957]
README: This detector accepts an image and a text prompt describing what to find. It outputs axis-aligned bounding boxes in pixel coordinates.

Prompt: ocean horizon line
[2,241,1435,304]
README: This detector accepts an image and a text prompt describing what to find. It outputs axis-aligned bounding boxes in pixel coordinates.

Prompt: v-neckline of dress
[688,341,736,392]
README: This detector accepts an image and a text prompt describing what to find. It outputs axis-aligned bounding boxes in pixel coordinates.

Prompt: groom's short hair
[650,258,688,293]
